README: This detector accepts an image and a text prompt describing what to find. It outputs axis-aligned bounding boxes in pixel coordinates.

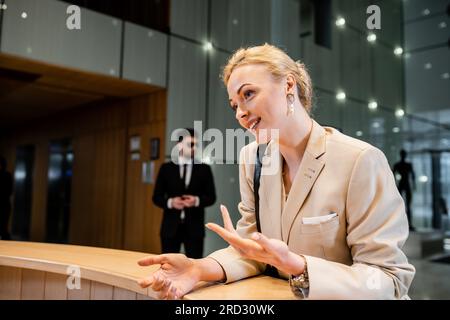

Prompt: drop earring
[287,94,295,116]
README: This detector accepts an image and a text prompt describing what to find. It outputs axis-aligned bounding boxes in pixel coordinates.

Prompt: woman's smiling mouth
[248,117,261,130]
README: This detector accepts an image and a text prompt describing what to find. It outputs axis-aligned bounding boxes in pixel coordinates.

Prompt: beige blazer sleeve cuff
[304,255,397,300]
[208,246,266,284]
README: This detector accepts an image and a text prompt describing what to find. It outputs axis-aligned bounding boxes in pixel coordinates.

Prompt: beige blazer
[209,120,415,299]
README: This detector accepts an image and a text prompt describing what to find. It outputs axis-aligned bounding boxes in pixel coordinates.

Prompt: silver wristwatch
[289,257,309,298]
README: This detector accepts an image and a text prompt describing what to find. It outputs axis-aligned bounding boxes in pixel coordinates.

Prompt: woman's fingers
[166,284,178,300]
[138,275,154,288]
[251,232,273,252]
[206,222,263,254]
[220,205,237,234]
[159,279,173,299]
[151,274,167,291]
[138,255,166,267]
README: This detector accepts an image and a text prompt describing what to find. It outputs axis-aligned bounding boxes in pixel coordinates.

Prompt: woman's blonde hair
[222,43,313,114]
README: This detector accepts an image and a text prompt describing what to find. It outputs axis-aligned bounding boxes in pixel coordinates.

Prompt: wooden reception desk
[0,241,295,300]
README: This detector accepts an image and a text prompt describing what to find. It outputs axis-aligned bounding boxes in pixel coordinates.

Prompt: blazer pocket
[300,213,340,235]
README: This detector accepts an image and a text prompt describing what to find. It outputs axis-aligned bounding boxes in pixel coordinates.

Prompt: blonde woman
[137,44,415,300]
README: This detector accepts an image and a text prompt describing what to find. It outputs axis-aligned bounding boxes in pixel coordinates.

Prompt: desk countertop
[0,241,294,300]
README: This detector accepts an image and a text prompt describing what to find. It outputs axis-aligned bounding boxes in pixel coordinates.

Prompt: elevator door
[46,139,73,243]
[12,145,35,240]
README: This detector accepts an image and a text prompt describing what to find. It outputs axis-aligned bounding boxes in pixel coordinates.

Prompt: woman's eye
[230,104,237,112]
[243,90,254,99]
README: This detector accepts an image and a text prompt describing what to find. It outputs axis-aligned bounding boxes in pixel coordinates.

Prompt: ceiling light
[441,72,450,79]
[395,108,405,118]
[439,21,447,28]
[356,131,363,137]
[336,91,346,101]
[424,62,432,70]
[368,101,378,110]
[21,12,28,19]
[203,41,213,51]
[392,127,400,133]
[1,4,7,10]
[419,175,428,183]
[372,122,380,128]
[367,33,377,43]
[422,8,430,15]
[394,47,403,56]
[336,17,346,27]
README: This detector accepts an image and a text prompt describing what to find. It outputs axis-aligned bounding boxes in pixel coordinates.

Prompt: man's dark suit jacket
[152,162,216,239]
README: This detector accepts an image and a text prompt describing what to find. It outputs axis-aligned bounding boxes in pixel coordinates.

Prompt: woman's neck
[278,114,313,183]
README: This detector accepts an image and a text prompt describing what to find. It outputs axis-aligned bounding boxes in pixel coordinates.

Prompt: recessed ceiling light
[368,101,378,110]
[232,19,239,25]
[203,41,213,51]
[1,4,7,10]
[439,21,447,28]
[422,8,430,15]
[356,131,363,137]
[367,33,377,43]
[21,12,28,19]
[392,127,400,133]
[395,108,405,118]
[441,72,450,79]
[419,175,428,183]
[394,47,403,56]
[336,91,346,101]
[372,122,380,128]
[336,17,346,27]
[424,62,432,70]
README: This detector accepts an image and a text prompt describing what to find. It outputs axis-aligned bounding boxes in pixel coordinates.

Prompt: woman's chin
[254,127,274,145]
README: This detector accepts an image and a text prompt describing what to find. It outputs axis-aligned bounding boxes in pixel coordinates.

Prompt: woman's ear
[285,74,296,95]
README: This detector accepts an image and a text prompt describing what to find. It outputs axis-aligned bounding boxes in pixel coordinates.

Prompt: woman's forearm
[193,257,226,282]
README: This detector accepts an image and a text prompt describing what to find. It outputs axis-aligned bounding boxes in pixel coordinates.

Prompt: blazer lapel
[259,140,283,240]
[281,120,327,243]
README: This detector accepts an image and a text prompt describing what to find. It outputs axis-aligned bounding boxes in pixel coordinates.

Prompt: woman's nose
[235,106,248,120]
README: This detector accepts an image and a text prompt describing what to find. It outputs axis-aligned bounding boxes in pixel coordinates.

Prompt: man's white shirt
[167,157,200,219]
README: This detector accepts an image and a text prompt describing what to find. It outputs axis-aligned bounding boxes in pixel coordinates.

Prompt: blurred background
[0,0,448,299]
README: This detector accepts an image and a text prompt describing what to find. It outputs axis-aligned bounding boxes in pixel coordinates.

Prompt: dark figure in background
[393,150,416,231]
[0,156,13,240]
[153,129,216,258]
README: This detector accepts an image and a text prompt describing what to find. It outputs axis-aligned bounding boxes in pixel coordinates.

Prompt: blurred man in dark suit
[393,149,416,231]
[152,129,216,258]
[0,156,13,240]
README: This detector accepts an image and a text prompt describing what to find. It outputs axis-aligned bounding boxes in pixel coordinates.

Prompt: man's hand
[182,195,197,208]
[172,197,185,210]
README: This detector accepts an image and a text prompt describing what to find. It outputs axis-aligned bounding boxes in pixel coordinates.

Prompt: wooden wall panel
[67,278,91,300]
[113,287,137,300]
[44,272,68,300]
[21,269,45,300]
[91,129,126,248]
[123,92,166,254]
[90,281,114,300]
[0,90,166,252]
[70,134,96,245]
[0,266,22,299]
[30,140,49,242]
[137,293,154,300]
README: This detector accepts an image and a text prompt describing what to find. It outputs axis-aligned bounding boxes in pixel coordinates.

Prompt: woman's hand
[137,254,200,299]
[206,205,305,276]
